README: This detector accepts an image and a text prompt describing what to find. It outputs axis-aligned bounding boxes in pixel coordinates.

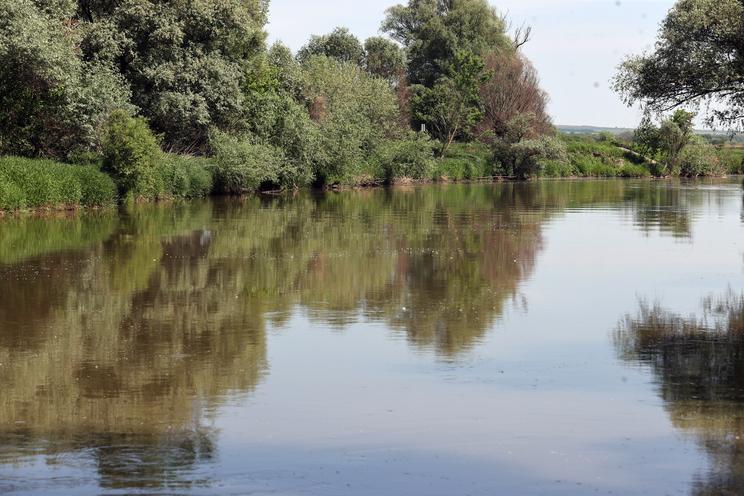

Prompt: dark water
[0,179,743,495]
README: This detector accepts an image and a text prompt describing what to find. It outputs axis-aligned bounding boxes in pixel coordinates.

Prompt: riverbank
[2,134,740,215]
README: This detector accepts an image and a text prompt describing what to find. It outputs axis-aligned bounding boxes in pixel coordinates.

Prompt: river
[1,179,743,495]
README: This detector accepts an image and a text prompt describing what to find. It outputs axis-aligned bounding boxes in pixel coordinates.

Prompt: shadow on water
[0,179,737,491]
[615,291,744,495]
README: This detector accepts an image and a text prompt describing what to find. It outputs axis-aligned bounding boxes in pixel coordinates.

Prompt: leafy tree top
[615,0,744,130]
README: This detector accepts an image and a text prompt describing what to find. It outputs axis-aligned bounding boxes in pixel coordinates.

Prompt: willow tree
[615,0,744,130]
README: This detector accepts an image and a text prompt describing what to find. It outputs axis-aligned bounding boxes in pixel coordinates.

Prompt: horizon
[268,0,678,130]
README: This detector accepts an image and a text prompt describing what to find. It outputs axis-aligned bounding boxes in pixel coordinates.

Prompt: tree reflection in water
[0,179,731,490]
[615,291,744,495]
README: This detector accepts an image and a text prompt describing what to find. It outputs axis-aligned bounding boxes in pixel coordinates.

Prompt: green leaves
[411,50,486,154]
[615,0,744,130]
[298,27,365,66]
[0,0,130,158]
[382,0,509,86]
[300,56,400,185]
[101,110,163,196]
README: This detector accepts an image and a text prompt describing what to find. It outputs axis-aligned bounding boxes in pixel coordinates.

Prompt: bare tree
[477,50,552,141]
[499,13,532,50]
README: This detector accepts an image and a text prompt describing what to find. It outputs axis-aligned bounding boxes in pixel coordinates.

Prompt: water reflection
[0,179,739,492]
[615,291,744,495]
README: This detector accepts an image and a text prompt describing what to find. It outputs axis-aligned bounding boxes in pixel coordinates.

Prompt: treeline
[0,0,563,211]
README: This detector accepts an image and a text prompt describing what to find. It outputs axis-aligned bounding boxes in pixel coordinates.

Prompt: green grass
[559,135,651,178]
[0,156,117,211]
[435,142,492,180]
[437,138,652,181]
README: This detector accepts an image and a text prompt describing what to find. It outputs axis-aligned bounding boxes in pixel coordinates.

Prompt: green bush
[374,133,436,182]
[718,148,744,175]
[211,133,287,194]
[541,159,576,177]
[77,167,119,205]
[495,136,568,179]
[680,140,725,177]
[101,110,163,197]
[244,91,320,187]
[435,142,492,180]
[157,154,215,199]
[0,156,117,210]
[300,56,400,185]
[619,163,652,178]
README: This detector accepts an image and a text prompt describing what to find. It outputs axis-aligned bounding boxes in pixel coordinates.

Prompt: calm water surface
[1,179,743,495]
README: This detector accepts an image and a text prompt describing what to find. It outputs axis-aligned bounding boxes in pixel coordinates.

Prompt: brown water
[0,179,743,495]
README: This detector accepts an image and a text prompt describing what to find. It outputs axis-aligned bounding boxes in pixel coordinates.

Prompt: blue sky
[267,0,677,128]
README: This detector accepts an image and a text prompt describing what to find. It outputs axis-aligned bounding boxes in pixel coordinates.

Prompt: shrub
[495,135,568,179]
[680,140,725,177]
[0,156,117,210]
[718,148,744,175]
[101,110,163,197]
[211,133,287,194]
[619,163,652,178]
[374,133,436,182]
[435,142,492,180]
[244,91,320,187]
[541,159,576,177]
[158,154,215,199]
[300,56,400,185]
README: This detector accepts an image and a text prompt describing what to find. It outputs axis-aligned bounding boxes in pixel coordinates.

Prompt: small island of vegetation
[1,0,743,213]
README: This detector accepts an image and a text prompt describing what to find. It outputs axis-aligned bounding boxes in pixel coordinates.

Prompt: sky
[267,0,677,128]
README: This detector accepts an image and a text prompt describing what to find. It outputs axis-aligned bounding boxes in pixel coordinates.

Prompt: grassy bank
[439,135,653,180]
[1,133,735,214]
[560,136,651,178]
[0,157,117,211]
[0,152,214,213]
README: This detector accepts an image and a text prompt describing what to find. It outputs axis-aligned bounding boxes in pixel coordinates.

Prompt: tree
[382,0,510,86]
[477,50,552,140]
[0,0,131,158]
[615,0,744,130]
[658,110,695,175]
[80,0,270,152]
[363,37,406,83]
[300,56,401,184]
[297,27,365,66]
[632,115,662,159]
[411,50,486,155]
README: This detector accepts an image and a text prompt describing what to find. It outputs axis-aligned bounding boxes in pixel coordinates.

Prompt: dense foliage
[5,0,730,212]
[615,0,744,131]
[626,110,734,177]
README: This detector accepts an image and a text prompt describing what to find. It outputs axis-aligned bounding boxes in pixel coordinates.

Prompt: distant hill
[558,125,744,143]
[557,125,634,135]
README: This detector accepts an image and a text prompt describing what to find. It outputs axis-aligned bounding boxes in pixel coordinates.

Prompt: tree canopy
[615,0,744,130]
[382,0,510,86]
[297,27,365,65]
